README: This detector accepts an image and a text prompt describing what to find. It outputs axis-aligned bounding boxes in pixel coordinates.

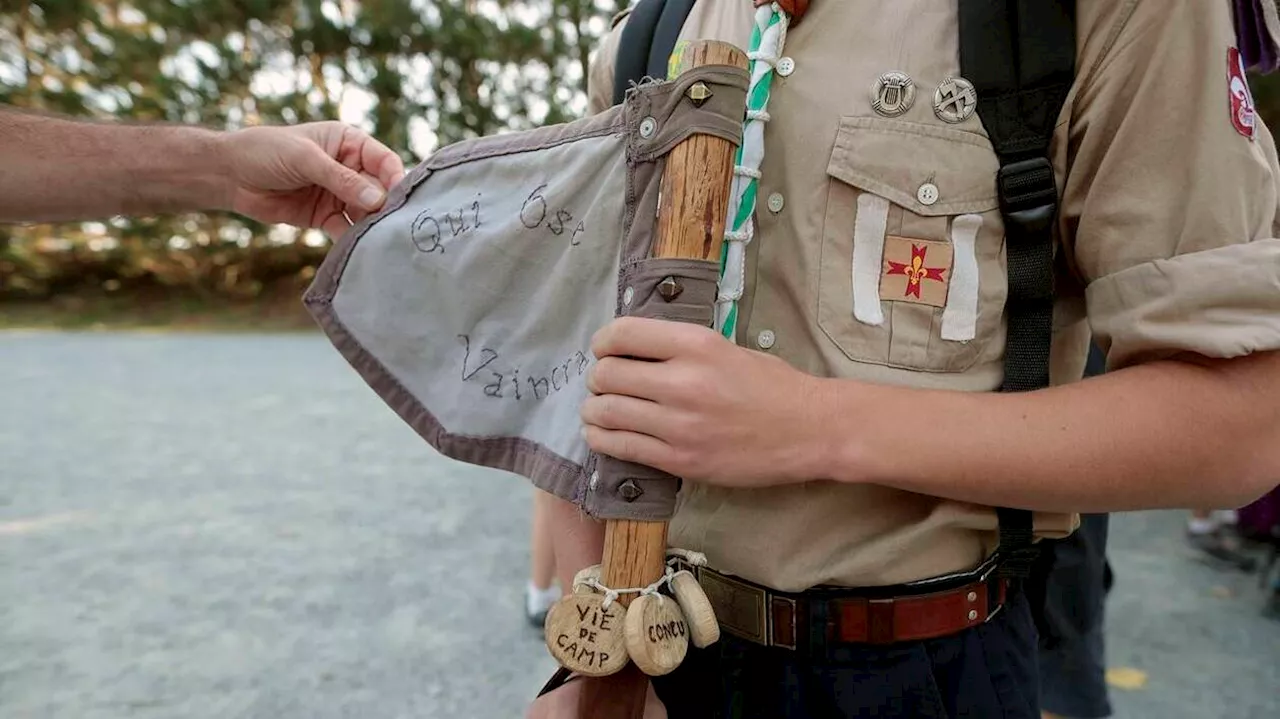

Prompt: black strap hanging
[612,0,698,106]
[959,0,1077,578]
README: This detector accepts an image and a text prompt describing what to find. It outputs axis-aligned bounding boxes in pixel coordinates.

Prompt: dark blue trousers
[652,589,1040,719]
[1028,513,1114,718]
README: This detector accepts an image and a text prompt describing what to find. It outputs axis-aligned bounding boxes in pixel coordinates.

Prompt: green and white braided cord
[717,3,791,341]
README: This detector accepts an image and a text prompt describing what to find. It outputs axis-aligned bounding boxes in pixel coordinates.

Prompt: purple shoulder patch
[1236,0,1280,73]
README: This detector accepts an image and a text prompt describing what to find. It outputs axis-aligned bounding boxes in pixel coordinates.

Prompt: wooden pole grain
[573,39,747,719]
[601,39,747,612]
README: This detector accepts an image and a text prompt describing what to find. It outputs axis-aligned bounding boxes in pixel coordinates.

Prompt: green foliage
[6,5,1280,312]
[0,0,625,303]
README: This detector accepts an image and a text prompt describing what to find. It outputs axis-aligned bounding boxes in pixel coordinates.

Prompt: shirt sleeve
[1062,0,1280,370]
[585,11,630,117]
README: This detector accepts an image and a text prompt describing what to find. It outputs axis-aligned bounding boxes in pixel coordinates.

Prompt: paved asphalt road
[2,332,1277,718]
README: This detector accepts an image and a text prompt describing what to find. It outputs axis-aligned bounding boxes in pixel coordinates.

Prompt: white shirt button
[917,182,939,206]
[777,57,796,77]
[756,329,776,350]
[767,192,785,213]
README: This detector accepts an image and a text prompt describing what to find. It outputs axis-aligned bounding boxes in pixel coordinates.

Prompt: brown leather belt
[681,558,1009,651]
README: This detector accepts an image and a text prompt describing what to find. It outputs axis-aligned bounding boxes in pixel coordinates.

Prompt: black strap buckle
[997,156,1058,310]
[997,156,1058,237]
[994,506,1040,579]
[996,545,1041,579]
[994,535,1041,580]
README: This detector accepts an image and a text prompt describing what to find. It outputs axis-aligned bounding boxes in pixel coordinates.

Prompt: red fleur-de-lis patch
[880,236,953,308]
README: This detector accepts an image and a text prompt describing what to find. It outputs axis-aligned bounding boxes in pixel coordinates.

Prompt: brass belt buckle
[697,569,769,646]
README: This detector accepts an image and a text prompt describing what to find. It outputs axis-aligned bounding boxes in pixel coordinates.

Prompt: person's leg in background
[526,488,562,627]
[1234,485,1280,619]
[1185,508,1258,571]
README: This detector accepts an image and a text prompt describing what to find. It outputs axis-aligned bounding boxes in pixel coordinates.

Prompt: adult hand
[222,121,406,237]
[581,317,833,488]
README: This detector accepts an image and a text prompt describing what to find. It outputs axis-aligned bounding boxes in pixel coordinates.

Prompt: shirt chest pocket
[817,117,1008,373]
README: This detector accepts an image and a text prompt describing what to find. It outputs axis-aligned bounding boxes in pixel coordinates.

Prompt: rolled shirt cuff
[1086,238,1280,369]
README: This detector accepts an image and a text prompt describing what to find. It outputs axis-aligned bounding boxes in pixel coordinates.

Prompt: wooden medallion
[573,564,603,594]
[669,570,720,648]
[623,593,690,676]
[543,594,629,677]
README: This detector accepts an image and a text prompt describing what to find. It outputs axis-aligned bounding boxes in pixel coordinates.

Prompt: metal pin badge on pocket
[871,72,916,117]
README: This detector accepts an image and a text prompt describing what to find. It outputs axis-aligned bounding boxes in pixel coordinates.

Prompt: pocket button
[916,182,939,206]
[756,329,777,350]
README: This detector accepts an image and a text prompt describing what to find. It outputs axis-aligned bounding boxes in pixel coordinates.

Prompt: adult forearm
[0,108,230,223]
[829,350,1280,513]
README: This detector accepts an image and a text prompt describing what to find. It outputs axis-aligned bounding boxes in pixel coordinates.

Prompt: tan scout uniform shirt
[587,1,1280,592]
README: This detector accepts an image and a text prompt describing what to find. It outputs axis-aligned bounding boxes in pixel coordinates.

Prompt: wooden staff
[569,38,747,719]
[600,33,747,658]
[603,37,745,613]
[548,40,747,719]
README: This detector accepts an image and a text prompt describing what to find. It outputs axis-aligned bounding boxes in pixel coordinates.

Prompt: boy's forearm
[0,108,231,223]
[828,350,1280,513]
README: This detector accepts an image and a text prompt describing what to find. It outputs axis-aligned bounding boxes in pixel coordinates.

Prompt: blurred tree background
[0,0,624,327]
[2,3,1280,328]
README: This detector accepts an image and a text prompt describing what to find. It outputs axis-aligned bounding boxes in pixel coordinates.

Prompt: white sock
[1188,517,1218,535]
[1212,509,1239,525]
[527,580,561,614]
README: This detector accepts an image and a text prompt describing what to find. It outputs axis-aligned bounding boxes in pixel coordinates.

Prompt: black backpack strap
[612,0,698,106]
[959,0,1076,579]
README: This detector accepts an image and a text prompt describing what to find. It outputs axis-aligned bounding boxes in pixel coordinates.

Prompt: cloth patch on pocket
[852,193,891,326]
[879,235,953,308]
[940,214,983,342]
